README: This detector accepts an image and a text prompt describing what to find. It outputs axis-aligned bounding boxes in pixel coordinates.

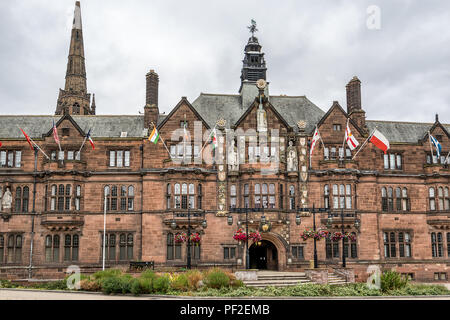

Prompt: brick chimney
[144,70,159,128]
[346,76,366,129]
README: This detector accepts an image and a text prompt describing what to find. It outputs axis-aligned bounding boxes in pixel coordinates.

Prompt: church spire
[239,20,267,92]
[55,1,94,115]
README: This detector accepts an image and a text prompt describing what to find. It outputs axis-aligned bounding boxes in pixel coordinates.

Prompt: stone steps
[243,271,311,288]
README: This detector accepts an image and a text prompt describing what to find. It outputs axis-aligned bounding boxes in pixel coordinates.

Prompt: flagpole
[428,131,435,163]
[352,129,374,160]
[200,124,217,154]
[54,118,62,153]
[18,127,50,159]
[444,151,450,165]
[150,122,172,158]
[342,119,349,159]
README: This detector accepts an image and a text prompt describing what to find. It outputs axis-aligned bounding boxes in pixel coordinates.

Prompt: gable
[234,98,290,132]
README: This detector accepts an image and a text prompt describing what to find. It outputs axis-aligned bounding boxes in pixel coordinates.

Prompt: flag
[20,128,34,150]
[86,129,95,150]
[183,120,189,141]
[429,134,442,157]
[345,123,359,151]
[310,127,321,156]
[209,128,218,150]
[52,119,60,146]
[0,141,2,148]
[369,129,390,153]
[149,127,160,144]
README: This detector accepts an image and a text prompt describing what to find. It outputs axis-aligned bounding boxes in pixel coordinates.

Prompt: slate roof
[0,115,147,139]
[191,93,325,133]
[366,121,450,143]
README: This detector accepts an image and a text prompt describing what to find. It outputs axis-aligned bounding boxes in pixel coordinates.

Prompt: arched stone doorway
[249,240,278,270]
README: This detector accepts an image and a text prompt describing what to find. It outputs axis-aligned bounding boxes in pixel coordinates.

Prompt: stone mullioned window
[103,185,135,212]
[0,150,22,168]
[383,231,412,258]
[429,187,449,211]
[381,187,410,212]
[431,232,450,258]
[47,184,82,212]
[166,183,202,210]
[45,234,79,263]
[101,233,134,262]
[324,184,352,210]
[0,234,23,264]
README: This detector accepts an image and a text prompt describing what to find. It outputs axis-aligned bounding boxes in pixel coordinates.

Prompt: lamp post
[228,206,264,270]
[102,186,109,271]
[297,204,329,269]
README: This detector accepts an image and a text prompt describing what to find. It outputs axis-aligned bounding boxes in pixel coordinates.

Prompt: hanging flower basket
[233,228,247,242]
[344,232,357,242]
[331,232,344,242]
[300,228,327,241]
[248,230,262,243]
[190,232,201,245]
[174,232,187,243]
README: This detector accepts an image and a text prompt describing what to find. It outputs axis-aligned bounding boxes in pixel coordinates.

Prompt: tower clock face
[256,79,267,89]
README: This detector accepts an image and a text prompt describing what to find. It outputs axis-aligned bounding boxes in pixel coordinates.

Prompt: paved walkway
[1,288,450,300]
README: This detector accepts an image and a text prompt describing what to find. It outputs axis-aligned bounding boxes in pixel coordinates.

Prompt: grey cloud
[0,0,449,124]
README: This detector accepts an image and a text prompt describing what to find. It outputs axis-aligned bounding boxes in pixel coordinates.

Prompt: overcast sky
[0,0,449,124]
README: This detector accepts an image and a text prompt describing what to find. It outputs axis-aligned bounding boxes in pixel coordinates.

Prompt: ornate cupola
[55,1,95,116]
[239,20,267,93]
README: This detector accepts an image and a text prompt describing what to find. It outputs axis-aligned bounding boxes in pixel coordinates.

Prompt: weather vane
[248,19,258,36]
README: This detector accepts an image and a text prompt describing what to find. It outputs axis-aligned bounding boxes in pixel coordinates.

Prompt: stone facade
[0,2,449,283]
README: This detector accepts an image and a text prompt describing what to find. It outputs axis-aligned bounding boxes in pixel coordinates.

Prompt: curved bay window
[332,184,352,209]
[14,186,29,213]
[104,185,135,212]
[173,183,196,209]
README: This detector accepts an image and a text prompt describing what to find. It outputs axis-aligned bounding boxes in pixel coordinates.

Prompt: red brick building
[0,2,449,282]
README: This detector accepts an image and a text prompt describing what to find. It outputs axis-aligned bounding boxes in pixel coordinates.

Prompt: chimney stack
[346,76,366,130]
[146,70,159,107]
[144,70,160,128]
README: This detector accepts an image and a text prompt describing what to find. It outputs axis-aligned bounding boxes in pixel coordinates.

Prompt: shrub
[140,270,156,280]
[0,280,18,289]
[93,269,122,281]
[204,268,230,289]
[153,275,170,293]
[80,279,102,292]
[138,277,153,294]
[381,270,408,292]
[185,270,204,290]
[101,274,134,295]
[171,273,190,291]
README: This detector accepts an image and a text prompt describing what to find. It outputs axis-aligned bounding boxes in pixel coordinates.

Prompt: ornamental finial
[248,19,258,36]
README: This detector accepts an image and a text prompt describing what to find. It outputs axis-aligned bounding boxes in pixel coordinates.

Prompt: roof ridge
[367,119,449,125]
[199,93,240,97]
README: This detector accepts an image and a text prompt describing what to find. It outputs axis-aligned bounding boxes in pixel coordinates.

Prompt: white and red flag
[345,123,359,151]
[310,126,321,156]
[369,129,390,153]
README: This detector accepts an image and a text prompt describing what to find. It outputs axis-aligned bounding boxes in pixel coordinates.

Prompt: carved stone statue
[1,187,12,211]
[257,107,267,133]
[286,141,298,172]
[228,140,239,172]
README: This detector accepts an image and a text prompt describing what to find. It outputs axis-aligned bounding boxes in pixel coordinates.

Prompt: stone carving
[286,141,298,172]
[228,140,239,172]
[257,108,267,133]
[1,187,12,210]
[297,120,306,131]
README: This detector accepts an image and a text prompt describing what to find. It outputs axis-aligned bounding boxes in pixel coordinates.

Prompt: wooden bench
[129,261,155,272]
